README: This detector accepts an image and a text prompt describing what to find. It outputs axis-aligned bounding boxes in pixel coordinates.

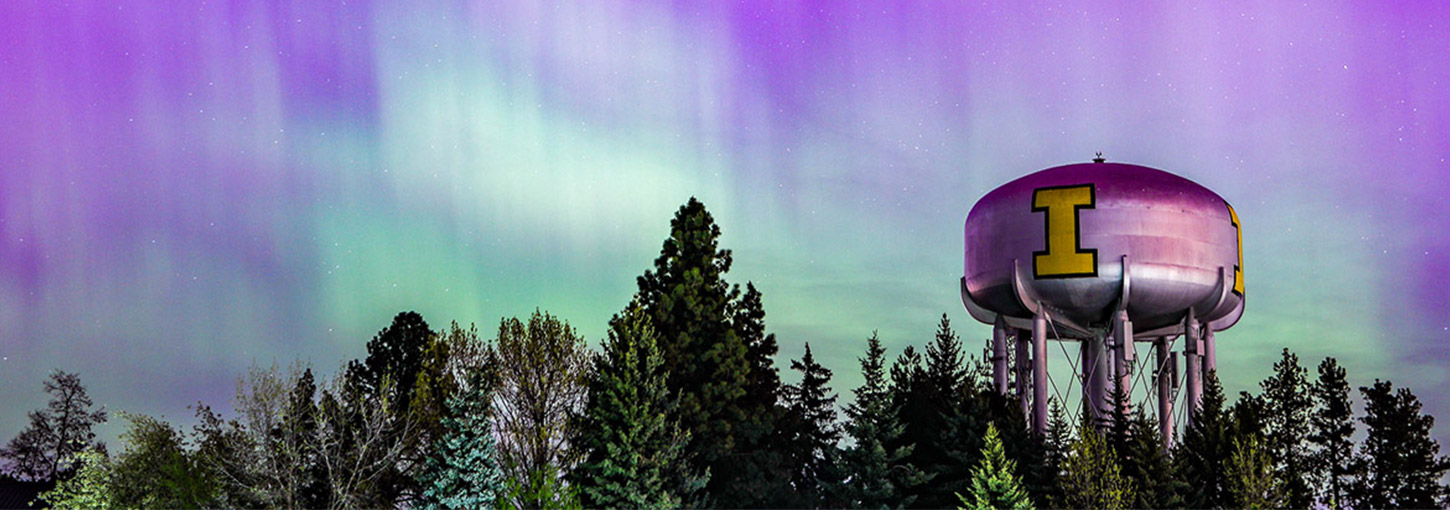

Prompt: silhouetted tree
[1175,370,1231,508]
[1308,357,1354,508]
[892,315,985,508]
[1259,348,1313,508]
[0,371,107,481]
[1349,380,1450,508]
[826,332,926,508]
[782,343,841,507]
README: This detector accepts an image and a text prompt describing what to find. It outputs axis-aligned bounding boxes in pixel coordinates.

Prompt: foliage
[1057,421,1132,510]
[1038,398,1070,507]
[1174,369,1232,508]
[1350,379,1450,508]
[1308,356,1355,508]
[416,369,505,510]
[782,343,842,508]
[107,412,220,508]
[37,449,113,509]
[570,301,705,509]
[632,197,790,507]
[964,423,1033,510]
[1258,348,1313,508]
[826,331,927,508]
[890,315,986,508]
[0,370,108,481]
[1227,434,1281,509]
[492,310,592,509]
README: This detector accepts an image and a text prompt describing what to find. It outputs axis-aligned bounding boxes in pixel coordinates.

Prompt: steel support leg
[1203,327,1217,378]
[1016,328,1031,421]
[992,315,1009,396]
[1082,335,1108,425]
[1156,337,1174,449]
[1112,310,1134,417]
[1032,311,1048,435]
[1184,311,1202,427]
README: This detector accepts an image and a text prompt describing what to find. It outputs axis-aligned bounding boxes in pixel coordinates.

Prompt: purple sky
[1,1,1448,448]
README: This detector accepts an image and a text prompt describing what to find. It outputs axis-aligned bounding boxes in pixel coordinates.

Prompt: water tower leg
[1184,311,1202,427]
[1032,311,1048,435]
[1112,310,1134,416]
[1203,327,1217,378]
[1156,336,1174,449]
[1081,335,1108,426]
[992,315,1009,396]
[1016,328,1031,421]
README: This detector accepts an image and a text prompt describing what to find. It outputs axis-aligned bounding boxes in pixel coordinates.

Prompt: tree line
[3,198,1448,509]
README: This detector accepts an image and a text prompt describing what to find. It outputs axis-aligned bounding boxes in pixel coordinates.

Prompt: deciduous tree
[492,310,591,508]
[0,371,107,481]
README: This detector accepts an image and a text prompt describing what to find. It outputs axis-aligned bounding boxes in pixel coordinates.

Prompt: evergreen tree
[1308,357,1354,509]
[783,343,842,508]
[416,370,505,510]
[1259,348,1313,508]
[1349,380,1450,508]
[1123,410,1184,509]
[826,332,927,508]
[964,423,1033,510]
[341,311,438,503]
[1227,434,1281,509]
[281,367,328,509]
[346,311,435,419]
[571,302,704,509]
[1037,398,1070,507]
[892,316,985,508]
[1057,421,1132,509]
[1175,369,1231,508]
[634,198,784,507]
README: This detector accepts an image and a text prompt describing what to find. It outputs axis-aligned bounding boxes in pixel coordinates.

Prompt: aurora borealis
[2,1,1448,446]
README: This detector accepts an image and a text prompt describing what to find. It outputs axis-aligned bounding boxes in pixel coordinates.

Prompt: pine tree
[416,370,505,510]
[341,311,437,504]
[282,368,328,509]
[1308,357,1354,509]
[1258,348,1313,508]
[1057,421,1132,509]
[1038,398,1070,507]
[1226,433,1281,509]
[571,301,705,509]
[963,423,1033,510]
[826,332,927,508]
[1350,380,1450,508]
[892,315,985,508]
[1122,410,1184,509]
[1175,369,1231,508]
[634,198,784,507]
[782,343,841,508]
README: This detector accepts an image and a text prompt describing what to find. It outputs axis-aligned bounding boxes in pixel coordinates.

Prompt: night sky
[2,1,1448,448]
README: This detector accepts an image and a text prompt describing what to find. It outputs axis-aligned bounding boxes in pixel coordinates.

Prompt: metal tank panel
[963,162,1244,336]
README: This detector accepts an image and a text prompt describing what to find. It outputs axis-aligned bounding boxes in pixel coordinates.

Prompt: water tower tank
[962,161,1243,335]
[961,158,1244,442]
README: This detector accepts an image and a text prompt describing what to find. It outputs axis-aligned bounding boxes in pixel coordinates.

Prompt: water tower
[960,156,1244,445]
